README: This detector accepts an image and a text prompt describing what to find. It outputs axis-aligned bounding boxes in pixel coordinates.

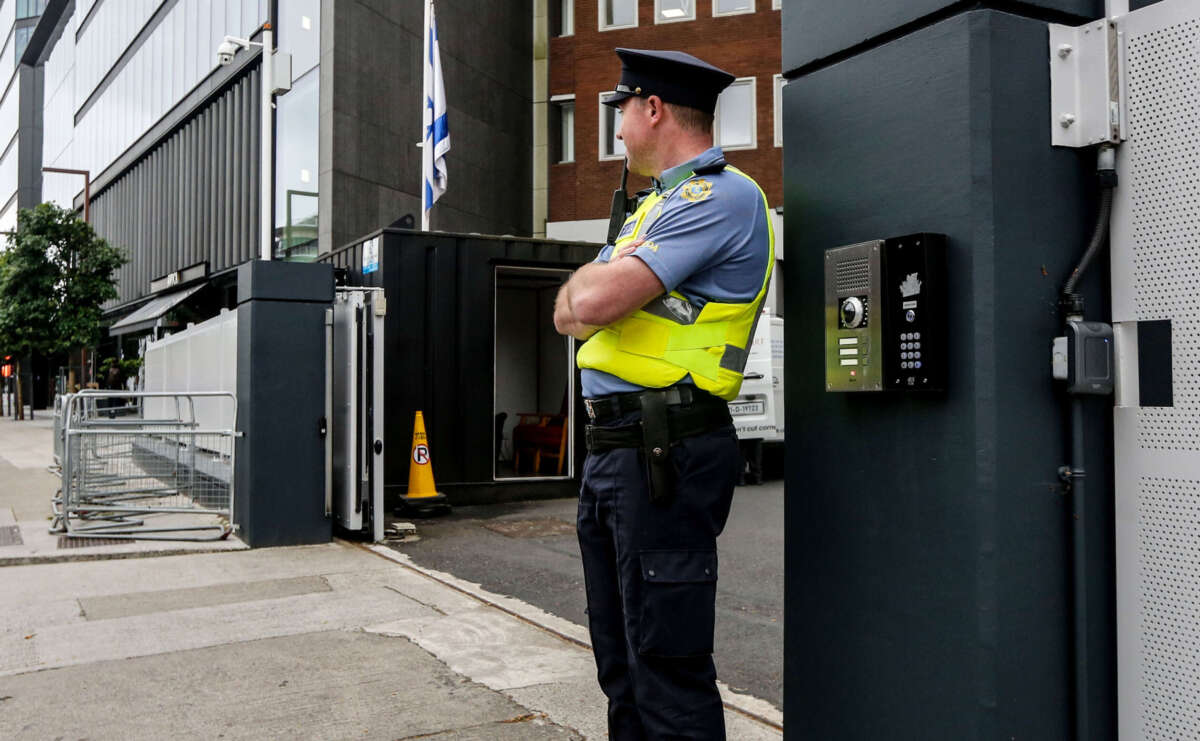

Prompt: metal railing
[51,391,239,541]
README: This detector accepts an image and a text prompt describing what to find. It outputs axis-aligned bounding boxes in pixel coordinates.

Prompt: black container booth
[321,229,599,506]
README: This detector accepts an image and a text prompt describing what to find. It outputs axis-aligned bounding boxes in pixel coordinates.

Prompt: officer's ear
[644,95,664,127]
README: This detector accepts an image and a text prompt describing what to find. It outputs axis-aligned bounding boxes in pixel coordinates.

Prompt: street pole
[42,167,91,223]
[261,23,274,261]
[420,0,432,232]
[42,167,92,395]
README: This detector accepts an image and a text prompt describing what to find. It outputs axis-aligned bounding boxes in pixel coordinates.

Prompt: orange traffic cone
[398,411,450,516]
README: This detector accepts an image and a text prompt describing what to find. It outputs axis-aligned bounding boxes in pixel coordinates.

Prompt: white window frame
[655,0,695,24]
[598,93,626,160]
[560,0,574,35]
[713,0,755,17]
[772,0,781,9]
[551,94,576,163]
[599,0,638,31]
[715,77,757,151]
[773,74,785,148]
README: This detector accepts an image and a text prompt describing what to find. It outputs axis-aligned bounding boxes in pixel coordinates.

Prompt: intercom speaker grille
[1137,477,1200,739]
[834,257,870,294]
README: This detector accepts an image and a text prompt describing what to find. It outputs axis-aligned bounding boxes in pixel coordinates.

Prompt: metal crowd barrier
[51,391,239,541]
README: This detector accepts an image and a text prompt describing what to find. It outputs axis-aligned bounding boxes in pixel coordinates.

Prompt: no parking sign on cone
[398,411,450,515]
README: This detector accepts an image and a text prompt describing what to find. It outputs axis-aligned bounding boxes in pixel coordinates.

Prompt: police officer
[553,48,774,740]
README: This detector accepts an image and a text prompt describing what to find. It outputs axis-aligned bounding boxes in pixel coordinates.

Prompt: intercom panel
[824,234,947,392]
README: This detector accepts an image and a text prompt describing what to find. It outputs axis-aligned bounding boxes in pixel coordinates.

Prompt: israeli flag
[422,0,450,225]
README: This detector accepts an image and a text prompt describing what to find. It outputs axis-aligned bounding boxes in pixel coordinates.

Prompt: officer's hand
[613,239,645,261]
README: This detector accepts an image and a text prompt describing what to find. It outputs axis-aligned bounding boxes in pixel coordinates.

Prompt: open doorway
[493,266,575,481]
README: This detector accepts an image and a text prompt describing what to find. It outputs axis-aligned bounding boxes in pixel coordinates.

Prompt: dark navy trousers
[577,412,740,740]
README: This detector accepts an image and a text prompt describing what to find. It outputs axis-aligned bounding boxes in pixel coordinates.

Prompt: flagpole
[421,0,431,231]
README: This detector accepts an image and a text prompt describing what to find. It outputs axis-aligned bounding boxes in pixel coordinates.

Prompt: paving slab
[0,631,581,741]
[0,573,434,676]
[78,574,333,620]
[366,605,597,691]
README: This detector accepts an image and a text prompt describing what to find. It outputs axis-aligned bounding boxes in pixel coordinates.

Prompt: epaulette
[692,160,727,176]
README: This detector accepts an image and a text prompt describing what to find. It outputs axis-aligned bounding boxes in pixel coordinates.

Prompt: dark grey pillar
[783,2,1126,738]
[235,261,333,547]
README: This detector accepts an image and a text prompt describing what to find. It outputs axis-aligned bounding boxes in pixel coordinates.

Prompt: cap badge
[680,179,714,203]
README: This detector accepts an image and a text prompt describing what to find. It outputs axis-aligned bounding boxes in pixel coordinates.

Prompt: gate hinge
[1049,17,1126,147]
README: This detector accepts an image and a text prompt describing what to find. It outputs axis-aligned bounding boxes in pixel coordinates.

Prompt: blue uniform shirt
[580,146,771,398]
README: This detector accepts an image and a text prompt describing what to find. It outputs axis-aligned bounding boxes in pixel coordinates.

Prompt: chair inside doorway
[512,391,569,475]
[493,265,575,480]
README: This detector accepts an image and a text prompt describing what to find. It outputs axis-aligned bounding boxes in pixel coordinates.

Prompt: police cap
[602,48,735,115]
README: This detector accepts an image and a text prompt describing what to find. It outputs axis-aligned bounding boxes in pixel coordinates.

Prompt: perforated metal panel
[1110,2,1200,739]
[835,256,871,294]
[1136,477,1200,738]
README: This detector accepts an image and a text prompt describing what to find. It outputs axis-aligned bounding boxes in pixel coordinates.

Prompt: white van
[729,309,784,482]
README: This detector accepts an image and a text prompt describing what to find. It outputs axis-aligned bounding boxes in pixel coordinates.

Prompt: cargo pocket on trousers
[637,549,717,657]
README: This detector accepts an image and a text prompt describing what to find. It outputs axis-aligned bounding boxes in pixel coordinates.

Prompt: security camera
[216,39,241,66]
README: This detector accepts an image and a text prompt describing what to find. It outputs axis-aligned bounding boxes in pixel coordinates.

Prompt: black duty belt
[584,388,732,504]
[584,385,705,424]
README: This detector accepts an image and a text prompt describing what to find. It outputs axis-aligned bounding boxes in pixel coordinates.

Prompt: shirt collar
[653,146,725,193]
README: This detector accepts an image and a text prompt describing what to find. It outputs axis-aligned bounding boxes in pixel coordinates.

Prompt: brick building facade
[545,1,783,228]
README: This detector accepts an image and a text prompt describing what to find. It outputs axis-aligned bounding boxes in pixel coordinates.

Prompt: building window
[655,0,694,23]
[773,74,785,147]
[553,0,574,35]
[550,96,575,163]
[715,77,756,150]
[600,0,638,30]
[16,0,46,20]
[599,95,626,160]
[772,0,781,9]
[13,26,34,59]
[714,0,754,16]
[275,69,320,260]
[279,0,320,79]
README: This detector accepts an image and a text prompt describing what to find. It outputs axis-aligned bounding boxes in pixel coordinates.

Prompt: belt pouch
[639,391,672,503]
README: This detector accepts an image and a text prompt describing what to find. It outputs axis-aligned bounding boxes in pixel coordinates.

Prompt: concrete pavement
[0,413,783,739]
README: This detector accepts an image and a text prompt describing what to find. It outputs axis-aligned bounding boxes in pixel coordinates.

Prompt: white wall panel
[0,0,14,43]
[73,0,157,111]
[0,85,18,154]
[76,0,98,25]
[0,143,19,210]
[0,79,17,212]
[143,309,238,433]
[0,199,15,234]
[43,11,74,100]
[0,31,15,81]
[44,25,79,212]
[71,0,266,180]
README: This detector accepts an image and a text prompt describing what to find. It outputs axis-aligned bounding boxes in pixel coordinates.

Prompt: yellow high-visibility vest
[577,165,774,401]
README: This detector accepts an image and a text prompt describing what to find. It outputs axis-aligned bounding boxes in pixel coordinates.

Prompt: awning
[108,283,206,336]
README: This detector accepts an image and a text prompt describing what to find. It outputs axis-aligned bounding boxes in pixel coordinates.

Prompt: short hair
[665,102,714,135]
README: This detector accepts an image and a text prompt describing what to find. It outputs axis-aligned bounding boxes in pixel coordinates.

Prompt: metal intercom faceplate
[825,234,947,393]
[825,240,885,391]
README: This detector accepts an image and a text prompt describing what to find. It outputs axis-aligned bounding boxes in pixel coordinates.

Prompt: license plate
[728,400,765,417]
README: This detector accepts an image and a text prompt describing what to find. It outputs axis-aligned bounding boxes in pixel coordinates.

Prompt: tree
[0,204,125,419]
[0,214,59,419]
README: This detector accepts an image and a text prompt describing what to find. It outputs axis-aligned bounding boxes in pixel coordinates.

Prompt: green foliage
[0,203,126,358]
[99,355,142,384]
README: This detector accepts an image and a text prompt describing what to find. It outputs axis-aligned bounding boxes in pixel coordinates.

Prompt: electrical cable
[1063,187,1114,298]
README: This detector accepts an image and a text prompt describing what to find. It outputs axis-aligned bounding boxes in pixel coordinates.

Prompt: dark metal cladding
[321,230,599,507]
[784,9,1116,740]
